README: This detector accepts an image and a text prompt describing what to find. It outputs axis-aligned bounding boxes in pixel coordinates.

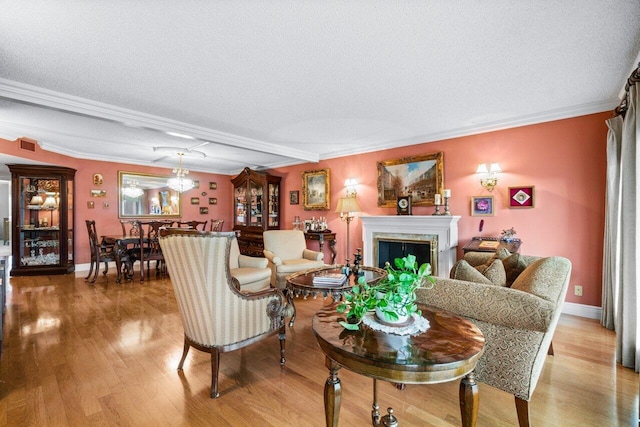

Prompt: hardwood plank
[0,272,637,426]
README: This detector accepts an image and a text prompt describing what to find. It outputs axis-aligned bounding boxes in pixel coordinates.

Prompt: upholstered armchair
[158,229,289,398]
[263,230,325,289]
[416,252,571,427]
[229,237,271,292]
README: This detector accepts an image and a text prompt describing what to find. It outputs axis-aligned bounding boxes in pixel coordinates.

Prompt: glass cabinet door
[268,183,279,228]
[249,179,263,227]
[18,176,62,268]
[235,186,247,227]
[67,178,74,264]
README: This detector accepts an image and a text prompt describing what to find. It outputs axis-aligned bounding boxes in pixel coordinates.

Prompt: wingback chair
[229,237,271,292]
[158,229,288,398]
[416,252,571,427]
[263,230,325,289]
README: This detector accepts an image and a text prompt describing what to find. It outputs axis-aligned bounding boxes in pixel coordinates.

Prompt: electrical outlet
[574,285,583,297]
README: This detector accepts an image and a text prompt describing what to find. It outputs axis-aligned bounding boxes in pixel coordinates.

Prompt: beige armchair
[158,229,288,398]
[229,237,271,292]
[263,230,325,289]
[416,252,571,427]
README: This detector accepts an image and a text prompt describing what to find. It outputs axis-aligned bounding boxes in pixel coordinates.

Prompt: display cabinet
[8,165,76,276]
[231,167,281,256]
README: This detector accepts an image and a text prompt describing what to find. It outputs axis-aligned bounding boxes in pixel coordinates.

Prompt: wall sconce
[344,178,358,197]
[476,163,502,191]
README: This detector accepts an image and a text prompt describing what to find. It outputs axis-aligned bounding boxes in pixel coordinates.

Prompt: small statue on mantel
[500,227,517,242]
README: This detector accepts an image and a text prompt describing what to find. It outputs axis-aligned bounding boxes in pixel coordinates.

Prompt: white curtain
[602,84,639,372]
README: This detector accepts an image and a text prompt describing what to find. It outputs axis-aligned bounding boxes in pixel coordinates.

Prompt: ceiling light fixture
[122,181,144,198]
[167,152,194,193]
[165,131,196,140]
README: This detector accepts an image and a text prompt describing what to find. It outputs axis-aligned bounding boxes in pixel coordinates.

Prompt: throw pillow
[451,260,493,285]
[502,253,528,286]
[495,247,512,260]
[476,258,507,287]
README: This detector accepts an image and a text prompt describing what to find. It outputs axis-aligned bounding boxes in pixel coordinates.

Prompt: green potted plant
[337,254,435,330]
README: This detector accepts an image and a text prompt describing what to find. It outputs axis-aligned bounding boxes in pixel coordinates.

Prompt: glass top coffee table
[285,265,386,327]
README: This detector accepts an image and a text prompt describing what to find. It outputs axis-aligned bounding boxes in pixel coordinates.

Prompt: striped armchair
[416,254,571,427]
[159,229,288,398]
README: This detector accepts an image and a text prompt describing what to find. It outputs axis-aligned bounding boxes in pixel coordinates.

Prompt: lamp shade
[335,197,361,214]
[42,195,57,209]
[489,163,502,173]
[29,195,43,205]
[476,163,489,174]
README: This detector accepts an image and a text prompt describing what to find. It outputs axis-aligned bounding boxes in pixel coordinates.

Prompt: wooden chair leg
[515,397,530,427]
[210,348,220,398]
[547,341,554,356]
[85,259,95,282]
[177,338,190,370]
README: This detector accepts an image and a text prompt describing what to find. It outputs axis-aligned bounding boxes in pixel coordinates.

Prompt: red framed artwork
[509,186,535,208]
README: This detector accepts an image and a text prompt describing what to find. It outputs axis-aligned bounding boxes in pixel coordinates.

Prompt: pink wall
[1,111,608,307]
[0,139,233,267]
[271,112,609,308]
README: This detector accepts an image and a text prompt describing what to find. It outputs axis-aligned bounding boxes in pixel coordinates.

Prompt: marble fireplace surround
[360,215,461,278]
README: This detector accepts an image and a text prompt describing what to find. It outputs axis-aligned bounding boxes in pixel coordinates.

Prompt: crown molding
[319,99,618,160]
[0,78,319,163]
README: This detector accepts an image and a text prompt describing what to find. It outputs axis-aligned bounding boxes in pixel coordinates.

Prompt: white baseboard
[562,301,602,320]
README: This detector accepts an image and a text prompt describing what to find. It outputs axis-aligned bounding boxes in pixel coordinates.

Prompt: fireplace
[361,215,461,278]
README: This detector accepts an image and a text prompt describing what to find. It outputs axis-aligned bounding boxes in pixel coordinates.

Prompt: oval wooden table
[312,304,485,426]
[286,265,385,327]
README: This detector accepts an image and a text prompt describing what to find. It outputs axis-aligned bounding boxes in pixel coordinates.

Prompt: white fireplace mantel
[361,215,461,277]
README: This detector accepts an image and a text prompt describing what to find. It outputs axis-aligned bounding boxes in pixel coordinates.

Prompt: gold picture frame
[302,169,330,210]
[377,152,444,207]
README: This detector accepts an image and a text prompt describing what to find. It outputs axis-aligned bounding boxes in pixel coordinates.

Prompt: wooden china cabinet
[231,167,281,256]
[8,165,76,276]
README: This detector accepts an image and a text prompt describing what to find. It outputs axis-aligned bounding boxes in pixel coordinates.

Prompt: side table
[462,236,521,254]
[304,231,337,264]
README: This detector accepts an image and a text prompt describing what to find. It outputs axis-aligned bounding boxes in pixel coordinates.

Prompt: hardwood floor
[0,271,637,426]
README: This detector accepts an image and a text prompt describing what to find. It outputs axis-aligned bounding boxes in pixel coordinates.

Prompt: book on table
[478,240,500,249]
[312,273,347,286]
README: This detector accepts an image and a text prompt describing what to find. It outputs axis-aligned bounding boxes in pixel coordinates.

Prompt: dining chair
[158,229,289,398]
[85,220,118,283]
[176,220,208,230]
[209,219,224,231]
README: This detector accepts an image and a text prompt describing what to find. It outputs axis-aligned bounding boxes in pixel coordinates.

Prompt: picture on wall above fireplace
[377,151,444,207]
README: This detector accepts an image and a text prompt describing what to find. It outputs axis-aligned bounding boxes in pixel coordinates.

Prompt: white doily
[361,312,430,336]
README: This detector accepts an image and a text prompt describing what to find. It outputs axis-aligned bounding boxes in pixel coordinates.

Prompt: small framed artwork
[290,190,299,205]
[199,207,209,215]
[471,196,495,216]
[93,173,103,186]
[209,197,217,205]
[190,197,200,205]
[209,182,217,190]
[509,186,535,208]
[87,201,95,209]
[193,180,200,189]
[103,201,110,208]
[90,189,107,197]
[302,169,330,210]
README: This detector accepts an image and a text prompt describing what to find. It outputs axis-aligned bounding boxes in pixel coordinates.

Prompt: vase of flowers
[337,254,435,330]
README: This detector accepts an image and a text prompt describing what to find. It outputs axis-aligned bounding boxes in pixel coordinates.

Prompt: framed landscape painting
[302,169,330,210]
[377,152,444,207]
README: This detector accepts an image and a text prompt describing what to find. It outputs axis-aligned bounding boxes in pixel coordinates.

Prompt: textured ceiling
[0,1,639,178]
